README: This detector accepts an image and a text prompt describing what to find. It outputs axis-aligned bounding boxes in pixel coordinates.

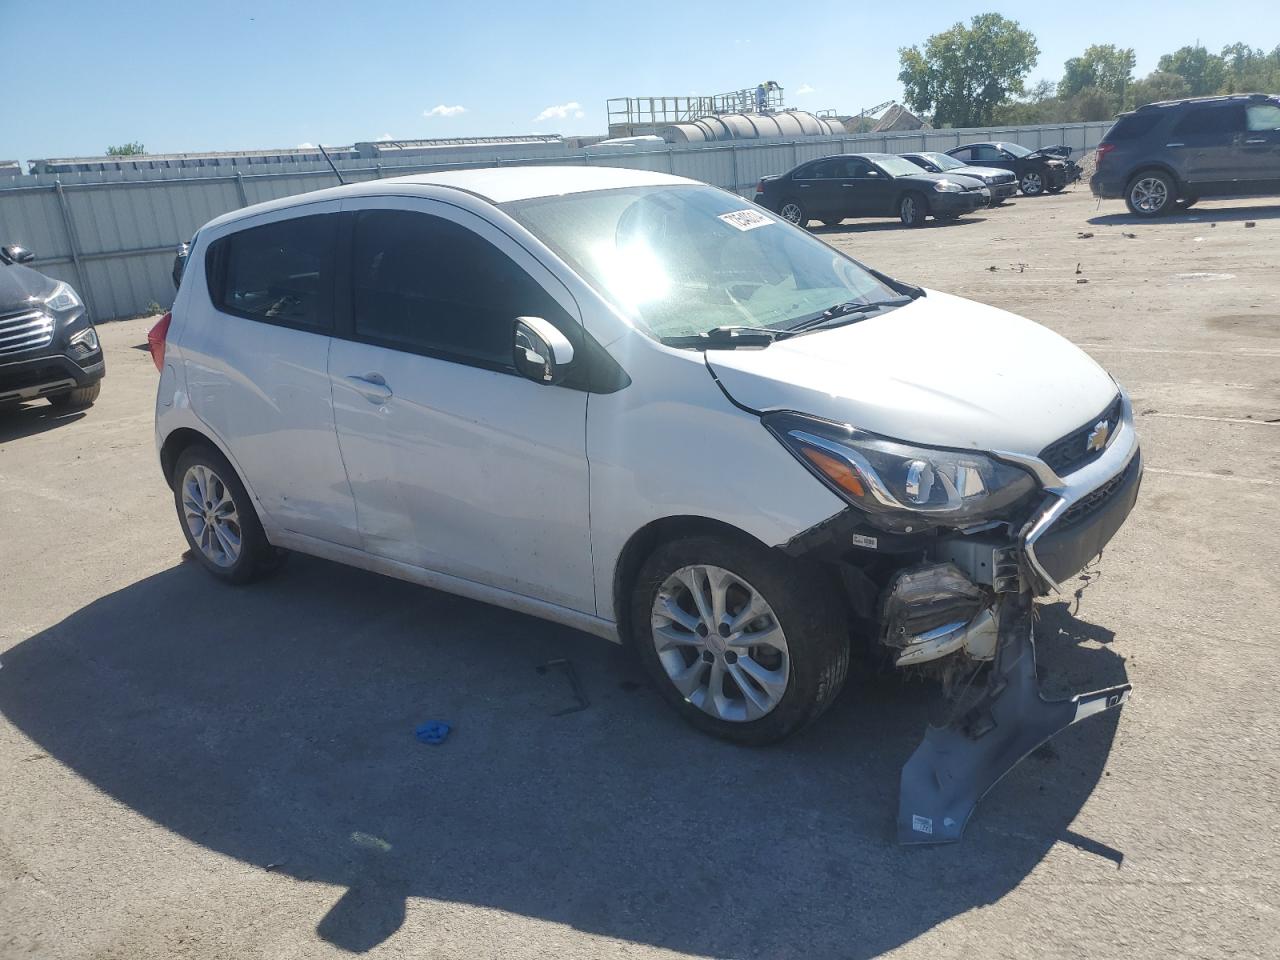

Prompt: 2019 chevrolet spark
[153,166,1140,754]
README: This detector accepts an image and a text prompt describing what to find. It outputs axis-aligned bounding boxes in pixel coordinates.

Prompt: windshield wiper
[778,296,915,338]
[660,325,780,350]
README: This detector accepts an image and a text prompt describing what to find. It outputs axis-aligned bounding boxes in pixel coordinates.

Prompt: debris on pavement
[1077,231,1093,239]
[414,720,452,745]
[1245,221,1256,228]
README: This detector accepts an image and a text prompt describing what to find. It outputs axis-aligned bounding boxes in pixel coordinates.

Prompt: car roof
[202,165,699,232]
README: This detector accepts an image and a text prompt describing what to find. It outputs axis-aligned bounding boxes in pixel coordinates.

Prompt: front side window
[1246,102,1280,131]
[949,147,973,162]
[1172,105,1245,136]
[350,209,571,369]
[211,214,335,330]
[503,185,898,342]
[972,145,1004,162]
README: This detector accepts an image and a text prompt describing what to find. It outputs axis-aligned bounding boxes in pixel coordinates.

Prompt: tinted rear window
[1105,113,1162,142]
[1172,105,1245,136]
[208,214,336,331]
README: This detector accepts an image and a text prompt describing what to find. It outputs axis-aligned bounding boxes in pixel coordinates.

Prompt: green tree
[898,14,1039,127]
[106,142,146,156]
[1157,46,1227,97]
[1127,70,1189,107]
[1219,43,1280,93]
[1059,44,1136,110]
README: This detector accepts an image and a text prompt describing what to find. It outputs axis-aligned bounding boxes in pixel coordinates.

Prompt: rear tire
[1176,196,1199,211]
[630,534,849,745]
[47,382,100,408]
[777,198,808,228]
[1125,170,1175,217]
[899,193,927,227]
[821,218,843,227]
[172,443,287,584]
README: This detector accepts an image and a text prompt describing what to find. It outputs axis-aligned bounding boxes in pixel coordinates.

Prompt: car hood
[954,165,1014,180]
[0,263,57,312]
[897,172,984,190]
[704,290,1118,457]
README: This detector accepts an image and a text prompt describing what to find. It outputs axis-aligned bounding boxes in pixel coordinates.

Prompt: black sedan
[945,142,1069,196]
[901,151,1019,203]
[754,153,989,228]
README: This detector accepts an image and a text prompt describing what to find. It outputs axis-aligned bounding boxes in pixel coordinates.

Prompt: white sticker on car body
[912,815,933,835]
[718,209,774,231]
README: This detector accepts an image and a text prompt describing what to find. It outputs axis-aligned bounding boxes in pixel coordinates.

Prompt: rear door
[1241,100,1280,188]
[791,159,842,220]
[1168,103,1247,188]
[327,197,595,612]
[182,203,360,547]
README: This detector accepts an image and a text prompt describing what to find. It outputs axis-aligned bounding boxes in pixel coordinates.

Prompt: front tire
[631,535,849,745]
[1125,170,1175,217]
[1019,170,1045,196]
[47,383,100,408]
[777,198,808,228]
[172,443,287,584]
[898,193,927,227]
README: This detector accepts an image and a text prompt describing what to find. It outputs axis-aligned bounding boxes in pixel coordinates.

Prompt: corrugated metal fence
[0,121,1112,322]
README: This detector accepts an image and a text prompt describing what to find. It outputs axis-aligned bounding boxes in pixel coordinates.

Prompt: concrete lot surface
[2,189,1278,959]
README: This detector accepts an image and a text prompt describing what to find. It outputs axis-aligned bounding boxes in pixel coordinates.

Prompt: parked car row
[754,141,1080,228]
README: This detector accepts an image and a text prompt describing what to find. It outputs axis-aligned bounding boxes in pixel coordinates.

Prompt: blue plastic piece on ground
[415,720,451,745]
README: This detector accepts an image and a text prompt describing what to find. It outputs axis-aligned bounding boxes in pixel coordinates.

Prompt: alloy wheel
[181,464,242,568]
[650,564,790,722]
[779,202,803,225]
[1130,177,1168,213]
[1021,171,1043,194]
[900,196,916,224]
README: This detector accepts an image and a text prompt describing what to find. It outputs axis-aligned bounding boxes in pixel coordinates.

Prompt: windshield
[502,185,898,342]
[925,152,965,170]
[999,142,1032,157]
[872,155,927,178]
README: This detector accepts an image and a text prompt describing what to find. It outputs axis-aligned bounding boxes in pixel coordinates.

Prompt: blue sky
[0,0,1272,162]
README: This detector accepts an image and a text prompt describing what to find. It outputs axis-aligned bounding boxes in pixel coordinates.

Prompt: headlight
[45,282,83,313]
[764,413,1038,531]
[68,326,99,355]
[932,180,963,193]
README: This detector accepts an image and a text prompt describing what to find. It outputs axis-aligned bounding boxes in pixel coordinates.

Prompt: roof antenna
[317,143,346,185]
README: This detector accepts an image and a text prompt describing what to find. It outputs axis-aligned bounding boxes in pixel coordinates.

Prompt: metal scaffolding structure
[607,83,786,135]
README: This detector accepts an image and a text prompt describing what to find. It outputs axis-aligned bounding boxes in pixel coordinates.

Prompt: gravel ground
[1,187,1278,960]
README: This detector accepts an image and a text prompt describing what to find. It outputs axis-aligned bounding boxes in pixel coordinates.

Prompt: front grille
[1057,457,1139,530]
[1040,396,1123,476]
[0,309,54,357]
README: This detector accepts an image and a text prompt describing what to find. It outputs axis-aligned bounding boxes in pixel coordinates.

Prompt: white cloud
[795,83,816,95]
[375,133,394,141]
[297,142,315,149]
[533,101,584,123]
[424,104,467,118]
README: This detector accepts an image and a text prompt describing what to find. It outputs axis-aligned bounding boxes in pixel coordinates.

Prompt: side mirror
[513,316,574,385]
[172,241,190,290]
[1,244,34,264]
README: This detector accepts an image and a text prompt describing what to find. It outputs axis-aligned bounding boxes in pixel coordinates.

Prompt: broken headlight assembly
[764,412,1038,532]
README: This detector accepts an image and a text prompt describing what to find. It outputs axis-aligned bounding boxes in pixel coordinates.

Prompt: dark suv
[1091,94,1280,216]
[0,244,103,409]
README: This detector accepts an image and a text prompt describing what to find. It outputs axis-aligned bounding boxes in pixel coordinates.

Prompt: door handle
[1245,138,1267,144]
[798,183,810,188]
[842,183,855,188]
[346,373,393,404]
[1165,142,1186,148]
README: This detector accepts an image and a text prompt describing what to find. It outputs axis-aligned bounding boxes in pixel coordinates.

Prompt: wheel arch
[1124,162,1184,194]
[611,515,770,645]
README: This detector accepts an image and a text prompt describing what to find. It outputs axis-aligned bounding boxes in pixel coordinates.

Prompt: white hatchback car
[153,166,1140,746]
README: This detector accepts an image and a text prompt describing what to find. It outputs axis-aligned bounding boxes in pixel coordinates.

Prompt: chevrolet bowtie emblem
[1086,420,1110,453]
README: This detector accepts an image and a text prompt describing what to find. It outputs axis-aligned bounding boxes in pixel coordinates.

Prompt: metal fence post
[730,144,739,193]
[234,171,249,207]
[53,180,97,320]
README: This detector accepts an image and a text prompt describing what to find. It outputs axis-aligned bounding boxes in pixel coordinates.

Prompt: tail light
[147,311,172,372]
[1095,143,1115,167]
[755,179,765,195]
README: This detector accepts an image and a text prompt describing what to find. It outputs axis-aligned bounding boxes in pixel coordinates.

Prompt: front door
[327,198,595,613]
[846,158,896,215]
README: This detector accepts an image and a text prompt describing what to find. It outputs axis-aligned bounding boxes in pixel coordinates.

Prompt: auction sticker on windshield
[718,209,773,231]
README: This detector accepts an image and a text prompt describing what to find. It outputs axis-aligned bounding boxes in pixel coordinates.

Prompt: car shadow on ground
[813,216,988,236]
[0,557,1129,957]
[0,402,87,443]
[1087,201,1280,226]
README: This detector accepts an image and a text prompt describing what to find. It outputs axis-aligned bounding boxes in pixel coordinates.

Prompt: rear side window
[1172,105,1245,136]
[949,147,973,162]
[1246,102,1280,131]
[350,209,573,371]
[1104,112,1162,142]
[208,214,336,331]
